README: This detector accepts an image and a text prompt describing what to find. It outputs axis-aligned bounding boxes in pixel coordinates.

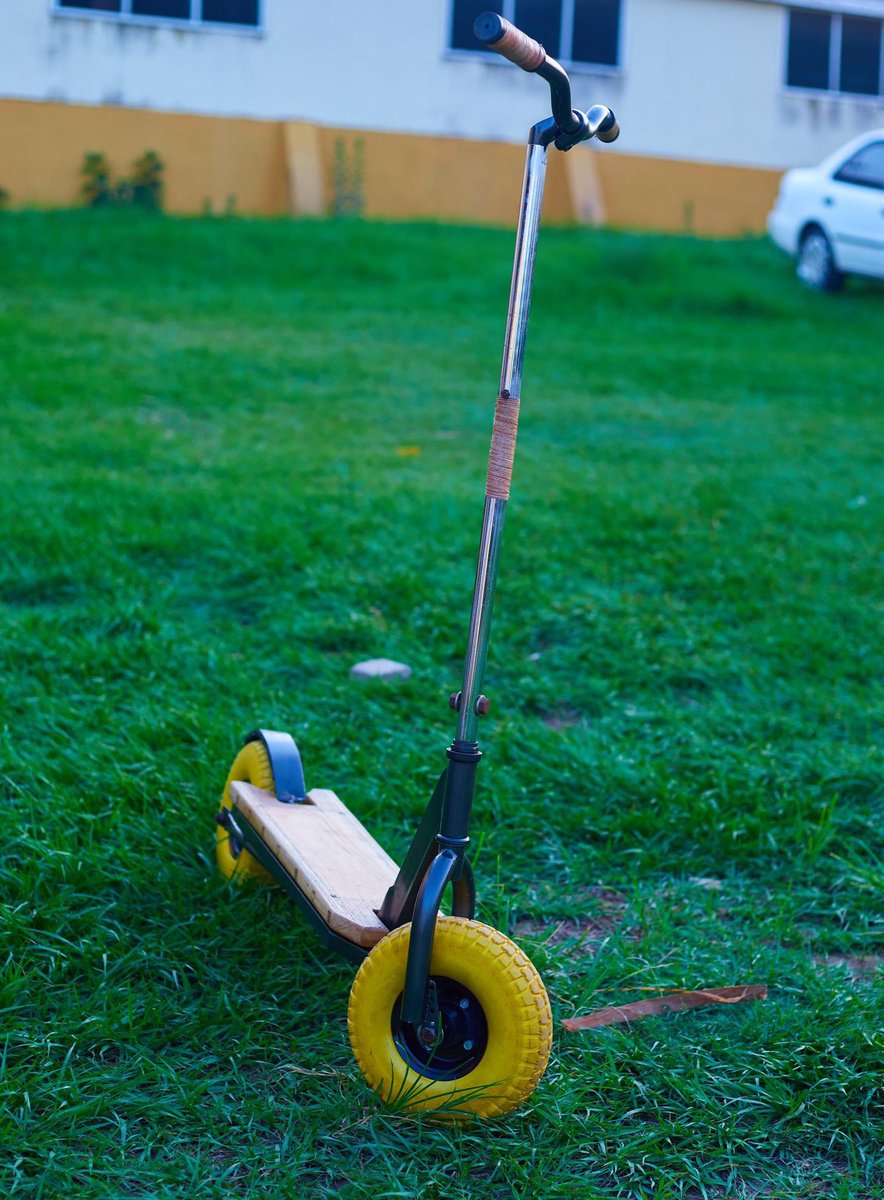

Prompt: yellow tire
[216,740,275,884]
[348,916,552,1118]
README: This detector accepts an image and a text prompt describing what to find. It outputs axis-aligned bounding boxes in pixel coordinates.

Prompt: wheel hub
[392,977,489,1080]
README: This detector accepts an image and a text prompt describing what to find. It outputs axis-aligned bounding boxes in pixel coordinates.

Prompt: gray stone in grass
[350,658,412,681]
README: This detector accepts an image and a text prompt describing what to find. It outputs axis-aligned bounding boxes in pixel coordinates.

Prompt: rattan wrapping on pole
[486,392,521,500]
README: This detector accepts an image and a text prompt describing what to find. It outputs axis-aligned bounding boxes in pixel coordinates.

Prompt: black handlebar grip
[474,12,547,72]
[597,116,620,144]
[587,104,620,144]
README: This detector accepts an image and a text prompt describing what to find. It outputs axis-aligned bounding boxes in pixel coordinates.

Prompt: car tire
[796,226,843,292]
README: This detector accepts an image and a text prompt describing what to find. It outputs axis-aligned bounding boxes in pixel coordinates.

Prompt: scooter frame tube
[312,15,617,1034]
[399,141,549,1030]
[380,29,619,957]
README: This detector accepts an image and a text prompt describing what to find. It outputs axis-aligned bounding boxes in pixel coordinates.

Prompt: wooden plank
[230,781,398,948]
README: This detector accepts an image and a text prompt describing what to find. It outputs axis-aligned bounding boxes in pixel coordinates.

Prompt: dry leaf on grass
[562,984,768,1031]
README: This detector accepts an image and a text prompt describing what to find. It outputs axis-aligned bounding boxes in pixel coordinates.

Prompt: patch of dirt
[683,1156,860,1200]
[813,953,882,979]
[512,886,632,954]
[511,916,612,950]
[540,709,583,730]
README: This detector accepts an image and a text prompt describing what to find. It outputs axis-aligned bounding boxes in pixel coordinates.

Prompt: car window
[834,142,884,190]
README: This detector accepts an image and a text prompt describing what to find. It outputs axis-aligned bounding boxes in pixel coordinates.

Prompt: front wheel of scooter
[348,916,552,1118]
[216,740,275,884]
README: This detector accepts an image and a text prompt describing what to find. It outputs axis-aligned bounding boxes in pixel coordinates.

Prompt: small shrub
[81,152,114,207]
[0,187,10,209]
[80,150,164,211]
[331,137,365,217]
[129,150,164,211]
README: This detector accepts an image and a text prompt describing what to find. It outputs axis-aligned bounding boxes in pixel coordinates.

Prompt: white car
[767,130,884,291]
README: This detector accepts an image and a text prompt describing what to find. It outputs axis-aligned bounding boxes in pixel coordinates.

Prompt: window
[55,0,260,30]
[834,140,884,189]
[786,8,884,97]
[58,0,121,9]
[841,16,882,96]
[450,0,622,68]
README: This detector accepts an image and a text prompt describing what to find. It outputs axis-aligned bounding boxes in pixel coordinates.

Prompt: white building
[1,0,883,231]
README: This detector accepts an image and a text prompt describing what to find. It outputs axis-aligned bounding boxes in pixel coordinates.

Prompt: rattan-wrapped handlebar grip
[486,391,521,500]
[474,12,546,72]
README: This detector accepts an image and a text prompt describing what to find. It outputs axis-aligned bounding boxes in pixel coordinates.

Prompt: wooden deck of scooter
[228,781,397,949]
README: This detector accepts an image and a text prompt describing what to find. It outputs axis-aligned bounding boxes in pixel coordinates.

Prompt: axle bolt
[459,998,470,1009]
[449,691,462,712]
[475,695,490,716]
[463,1039,474,1051]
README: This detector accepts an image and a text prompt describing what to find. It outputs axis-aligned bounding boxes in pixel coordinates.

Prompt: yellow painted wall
[596,152,781,237]
[314,127,574,225]
[0,97,288,215]
[0,96,781,234]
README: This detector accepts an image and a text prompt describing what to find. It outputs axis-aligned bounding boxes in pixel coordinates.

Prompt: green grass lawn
[0,209,881,1199]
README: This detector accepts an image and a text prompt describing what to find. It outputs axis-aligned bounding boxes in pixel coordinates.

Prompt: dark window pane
[450,0,490,51]
[514,0,562,59]
[787,9,831,90]
[201,0,259,23]
[840,16,881,95]
[835,142,884,189]
[133,0,189,16]
[572,0,620,65]
[58,0,122,11]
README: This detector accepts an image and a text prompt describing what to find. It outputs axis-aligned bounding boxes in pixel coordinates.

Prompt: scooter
[214,12,619,1119]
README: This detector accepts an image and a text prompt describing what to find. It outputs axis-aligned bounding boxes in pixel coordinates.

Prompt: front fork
[395,139,549,1041]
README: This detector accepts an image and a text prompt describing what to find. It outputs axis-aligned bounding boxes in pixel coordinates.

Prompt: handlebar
[473,12,546,72]
[473,12,619,148]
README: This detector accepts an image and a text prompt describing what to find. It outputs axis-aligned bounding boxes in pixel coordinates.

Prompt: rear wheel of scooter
[348,916,552,1118]
[216,740,275,884]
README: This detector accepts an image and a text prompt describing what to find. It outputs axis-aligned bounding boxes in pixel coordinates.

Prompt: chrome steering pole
[456,142,548,742]
[453,12,618,743]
